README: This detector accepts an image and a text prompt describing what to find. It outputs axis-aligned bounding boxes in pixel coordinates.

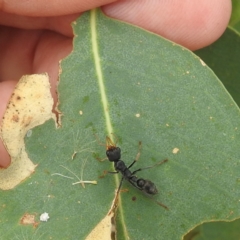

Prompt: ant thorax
[114,160,129,173]
[106,147,121,162]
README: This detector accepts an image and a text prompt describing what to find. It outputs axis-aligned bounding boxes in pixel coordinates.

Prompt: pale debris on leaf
[85,211,115,240]
[40,212,50,222]
[172,147,180,154]
[0,73,55,190]
[85,189,119,240]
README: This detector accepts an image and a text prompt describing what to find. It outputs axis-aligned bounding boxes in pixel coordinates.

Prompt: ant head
[106,147,121,162]
[106,136,121,161]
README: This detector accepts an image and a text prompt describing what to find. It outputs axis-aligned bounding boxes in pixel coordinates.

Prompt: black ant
[102,135,168,210]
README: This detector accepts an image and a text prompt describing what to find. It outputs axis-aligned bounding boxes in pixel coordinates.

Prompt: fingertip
[0,80,17,168]
[103,0,232,50]
[177,0,232,50]
[1,0,117,17]
[0,142,11,168]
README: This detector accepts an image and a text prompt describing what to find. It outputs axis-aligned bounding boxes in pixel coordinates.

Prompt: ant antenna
[110,133,119,145]
[95,133,119,150]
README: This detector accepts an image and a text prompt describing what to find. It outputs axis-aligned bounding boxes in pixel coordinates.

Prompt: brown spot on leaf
[21,116,33,128]
[20,213,39,228]
[12,115,19,122]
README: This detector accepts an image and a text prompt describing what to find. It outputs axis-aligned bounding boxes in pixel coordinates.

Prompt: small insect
[104,135,168,210]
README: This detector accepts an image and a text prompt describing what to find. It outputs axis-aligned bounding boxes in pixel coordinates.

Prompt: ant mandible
[103,135,168,210]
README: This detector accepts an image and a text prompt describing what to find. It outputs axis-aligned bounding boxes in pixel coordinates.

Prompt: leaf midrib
[90,8,129,239]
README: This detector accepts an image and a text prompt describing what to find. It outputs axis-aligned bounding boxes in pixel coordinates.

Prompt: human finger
[103,0,232,50]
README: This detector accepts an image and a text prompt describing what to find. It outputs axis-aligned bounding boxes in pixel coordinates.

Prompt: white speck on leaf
[40,212,50,222]
[172,148,180,154]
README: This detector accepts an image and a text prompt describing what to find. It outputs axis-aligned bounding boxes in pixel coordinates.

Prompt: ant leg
[96,156,108,162]
[147,196,169,210]
[99,169,118,178]
[132,159,168,175]
[127,141,142,169]
[94,134,108,162]
[107,171,119,174]
[116,176,124,194]
[111,176,125,208]
[156,200,169,210]
[94,134,106,147]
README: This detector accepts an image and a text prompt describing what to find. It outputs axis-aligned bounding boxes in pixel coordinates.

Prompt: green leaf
[184,219,240,240]
[190,18,240,240]
[1,8,240,240]
[195,27,240,108]
[229,0,240,31]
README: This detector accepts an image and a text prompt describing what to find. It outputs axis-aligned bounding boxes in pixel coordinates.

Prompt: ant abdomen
[137,178,158,195]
